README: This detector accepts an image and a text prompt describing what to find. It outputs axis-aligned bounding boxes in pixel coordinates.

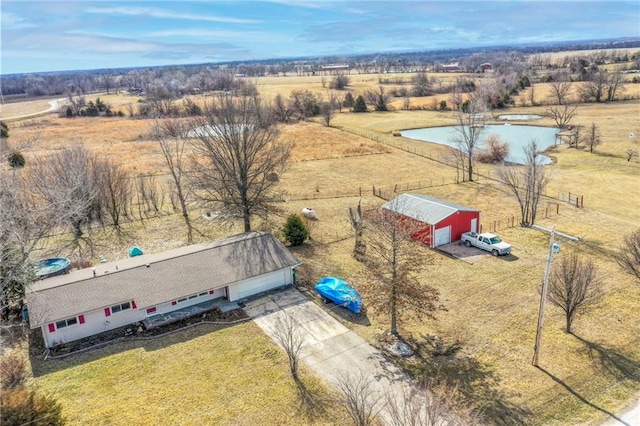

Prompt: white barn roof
[26,232,299,327]
[382,193,479,225]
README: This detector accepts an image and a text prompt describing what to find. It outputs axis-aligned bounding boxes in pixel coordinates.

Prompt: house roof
[382,193,479,225]
[26,232,299,328]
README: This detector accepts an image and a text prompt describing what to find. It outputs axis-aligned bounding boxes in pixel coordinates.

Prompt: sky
[1,0,639,75]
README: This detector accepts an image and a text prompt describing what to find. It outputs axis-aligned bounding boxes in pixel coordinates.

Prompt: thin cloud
[1,11,38,30]
[85,6,262,24]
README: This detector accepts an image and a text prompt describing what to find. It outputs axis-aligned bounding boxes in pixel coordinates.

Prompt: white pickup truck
[461,232,512,256]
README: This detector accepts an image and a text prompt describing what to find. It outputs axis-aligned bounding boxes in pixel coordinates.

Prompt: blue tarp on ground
[129,246,144,257]
[314,276,362,314]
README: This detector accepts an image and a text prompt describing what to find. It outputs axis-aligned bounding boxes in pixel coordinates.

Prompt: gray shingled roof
[26,232,299,328]
[382,193,479,225]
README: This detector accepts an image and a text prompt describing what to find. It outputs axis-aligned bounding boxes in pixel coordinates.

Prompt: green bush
[352,95,368,113]
[283,214,309,246]
[8,151,25,168]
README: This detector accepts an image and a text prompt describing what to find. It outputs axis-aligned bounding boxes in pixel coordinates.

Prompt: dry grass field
[28,322,349,425]
[6,68,640,425]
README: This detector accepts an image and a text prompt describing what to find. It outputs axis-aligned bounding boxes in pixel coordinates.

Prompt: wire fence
[558,192,584,208]
[340,127,585,208]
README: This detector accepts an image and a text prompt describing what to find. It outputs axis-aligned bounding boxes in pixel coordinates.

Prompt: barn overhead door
[434,226,451,246]
[236,269,287,300]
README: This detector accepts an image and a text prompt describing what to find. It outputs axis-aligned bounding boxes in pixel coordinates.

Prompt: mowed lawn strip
[32,322,348,425]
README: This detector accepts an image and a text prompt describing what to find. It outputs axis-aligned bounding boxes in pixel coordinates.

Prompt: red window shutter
[209,290,214,294]
[104,307,111,317]
[131,300,137,309]
[79,315,85,324]
[171,301,177,306]
[48,323,55,333]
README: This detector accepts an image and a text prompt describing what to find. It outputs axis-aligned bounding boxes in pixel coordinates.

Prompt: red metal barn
[382,194,481,247]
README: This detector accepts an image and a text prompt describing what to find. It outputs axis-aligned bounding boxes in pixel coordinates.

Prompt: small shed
[382,194,481,247]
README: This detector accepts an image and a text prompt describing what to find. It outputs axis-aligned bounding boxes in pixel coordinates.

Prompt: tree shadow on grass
[536,366,631,426]
[573,334,640,382]
[400,334,533,425]
[293,376,332,422]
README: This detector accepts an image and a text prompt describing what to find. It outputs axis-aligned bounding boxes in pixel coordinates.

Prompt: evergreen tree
[0,121,8,138]
[342,92,354,109]
[283,214,309,246]
[352,95,368,113]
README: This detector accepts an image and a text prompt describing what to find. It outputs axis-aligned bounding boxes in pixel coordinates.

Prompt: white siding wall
[41,268,293,347]
[43,303,144,348]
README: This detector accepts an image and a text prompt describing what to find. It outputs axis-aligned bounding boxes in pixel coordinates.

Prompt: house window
[55,316,78,329]
[111,302,131,314]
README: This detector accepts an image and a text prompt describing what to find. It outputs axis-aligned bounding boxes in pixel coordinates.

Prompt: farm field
[5,71,640,425]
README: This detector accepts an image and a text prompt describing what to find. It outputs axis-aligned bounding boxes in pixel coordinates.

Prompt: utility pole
[532,225,556,367]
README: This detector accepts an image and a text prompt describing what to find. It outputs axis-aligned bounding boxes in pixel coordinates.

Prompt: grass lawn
[31,321,347,425]
[9,71,640,425]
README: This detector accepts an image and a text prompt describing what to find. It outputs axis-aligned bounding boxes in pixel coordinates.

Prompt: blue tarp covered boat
[314,276,363,314]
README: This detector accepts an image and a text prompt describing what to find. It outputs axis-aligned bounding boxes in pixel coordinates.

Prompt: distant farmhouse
[441,62,461,72]
[26,232,299,349]
[480,62,493,72]
[321,64,350,74]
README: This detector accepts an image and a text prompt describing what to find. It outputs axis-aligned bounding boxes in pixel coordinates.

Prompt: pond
[401,124,561,165]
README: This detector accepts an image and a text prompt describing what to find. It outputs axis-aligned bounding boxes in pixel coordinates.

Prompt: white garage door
[236,269,287,300]
[434,226,451,246]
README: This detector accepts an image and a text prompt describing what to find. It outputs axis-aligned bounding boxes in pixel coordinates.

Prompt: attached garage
[230,269,290,300]
[382,193,481,248]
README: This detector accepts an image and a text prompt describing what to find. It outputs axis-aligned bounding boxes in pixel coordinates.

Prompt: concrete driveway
[243,287,416,422]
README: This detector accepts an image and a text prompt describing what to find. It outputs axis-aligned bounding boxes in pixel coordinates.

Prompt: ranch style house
[25,232,300,348]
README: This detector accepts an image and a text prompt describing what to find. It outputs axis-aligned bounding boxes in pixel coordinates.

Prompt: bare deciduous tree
[336,371,384,426]
[153,119,194,243]
[330,73,350,90]
[190,94,291,232]
[498,141,552,227]
[97,160,131,232]
[365,196,439,335]
[452,96,487,182]
[320,102,334,127]
[547,251,603,333]
[365,85,391,112]
[616,229,640,283]
[527,84,537,107]
[29,146,102,239]
[626,148,638,162]
[271,314,305,380]
[546,103,578,129]
[1,174,57,317]
[605,70,626,102]
[348,200,366,259]
[582,122,602,153]
[548,74,572,105]
[136,174,163,216]
[385,379,479,426]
